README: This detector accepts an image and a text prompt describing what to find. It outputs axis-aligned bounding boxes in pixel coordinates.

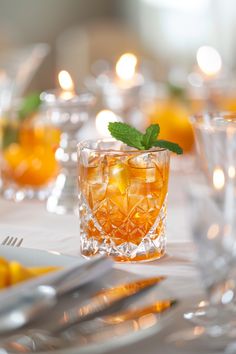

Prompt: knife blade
[0,255,113,333]
[53,276,165,333]
[0,277,168,353]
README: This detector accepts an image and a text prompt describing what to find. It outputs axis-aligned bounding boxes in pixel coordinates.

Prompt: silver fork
[1,236,23,247]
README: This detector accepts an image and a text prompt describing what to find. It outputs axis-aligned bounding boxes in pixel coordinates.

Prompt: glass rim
[77,138,169,154]
[40,90,95,107]
[191,111,236,131]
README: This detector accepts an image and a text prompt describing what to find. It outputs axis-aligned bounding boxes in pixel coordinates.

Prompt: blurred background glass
[1,0,235,148]
[0,0,235,89]
[1,0,236,202]
[1,94,60,200]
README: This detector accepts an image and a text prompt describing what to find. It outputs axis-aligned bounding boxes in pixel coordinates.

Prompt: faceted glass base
[0,180,50,202]
[80,200,167,262]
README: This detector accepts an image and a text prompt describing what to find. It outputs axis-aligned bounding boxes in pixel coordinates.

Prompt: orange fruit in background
[19,117,60,151]
[3,144,58,187]
[219,96,236,112]
[189,98,205,115]
[2,113,60,187]
[148,99,195,153]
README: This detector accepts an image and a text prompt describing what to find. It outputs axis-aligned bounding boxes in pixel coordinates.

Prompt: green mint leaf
[142,124,160,149]
[167,82,186,100]
[108,122,145,150]
[153,139,183,155]
[19,93,41,121]
[108,122,183,154]
[2,125,19,149]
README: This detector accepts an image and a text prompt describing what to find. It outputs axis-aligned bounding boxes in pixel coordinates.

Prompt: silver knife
[0,255,113,333]
[0,277,166,353]
[55,276,165,333]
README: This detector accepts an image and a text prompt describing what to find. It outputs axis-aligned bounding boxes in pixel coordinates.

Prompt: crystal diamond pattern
[80,193,167,261]
[78,144,170,262]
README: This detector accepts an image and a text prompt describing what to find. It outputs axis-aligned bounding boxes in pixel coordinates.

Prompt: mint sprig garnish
[19,92,41,121]
[107,122,144,150]
[153,139,183,155]
[142,124,160,149]
[108,122,183,155]
[2,93,42,149]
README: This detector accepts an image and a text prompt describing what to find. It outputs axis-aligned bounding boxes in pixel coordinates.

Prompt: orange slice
[28,266,59,276]
[0,265,9,288]
[8,262,34,285]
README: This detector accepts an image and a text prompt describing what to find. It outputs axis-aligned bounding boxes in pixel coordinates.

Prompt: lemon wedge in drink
[109,163,129,194]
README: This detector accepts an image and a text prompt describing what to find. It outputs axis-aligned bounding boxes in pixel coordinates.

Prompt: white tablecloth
[0,172,190,253]
[0,172,221,354]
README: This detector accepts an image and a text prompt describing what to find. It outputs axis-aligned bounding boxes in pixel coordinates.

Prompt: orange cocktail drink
[78,139,170,262]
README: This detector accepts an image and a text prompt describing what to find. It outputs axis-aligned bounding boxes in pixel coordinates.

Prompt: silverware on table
[76,298,178,337]
[1,236,23,247]
[54,276,165,332]
[0,255,113,333]
[0,277,171,353]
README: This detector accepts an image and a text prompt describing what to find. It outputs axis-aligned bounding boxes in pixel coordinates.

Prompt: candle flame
[228,166,236,179]
[95,110,122,137]
[116,53,137,81]
[58,70,74,91]
[193,327,205,336]
[213,168,225,190]
[207,223,220,240]
[197,46,222,76]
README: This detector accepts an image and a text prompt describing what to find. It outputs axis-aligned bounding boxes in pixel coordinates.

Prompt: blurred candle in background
[115,53,140,89]
[196,46,222,110]
[116,53,137,80]
[95,109,122,137]
[58,70,75,99]
[228,165,236,179]
[196,46,222,79]
[213,167,225,190]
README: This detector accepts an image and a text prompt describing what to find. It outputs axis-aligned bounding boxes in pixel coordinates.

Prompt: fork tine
[1,236,23,247]
[8,237,16,246]
[11,238,17,247]
[6,237,14,246]
[1,236,10,245]
[16,238,23,247]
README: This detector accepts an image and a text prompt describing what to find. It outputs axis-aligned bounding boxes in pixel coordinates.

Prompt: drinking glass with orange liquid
[0,101,60,200]
[78,139,170,262]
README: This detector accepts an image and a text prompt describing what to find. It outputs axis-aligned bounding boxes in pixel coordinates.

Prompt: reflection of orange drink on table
[78,140,170,262]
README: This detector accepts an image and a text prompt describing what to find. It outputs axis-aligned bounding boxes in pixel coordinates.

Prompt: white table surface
[0,172,191,254]
[0,170,226,354]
